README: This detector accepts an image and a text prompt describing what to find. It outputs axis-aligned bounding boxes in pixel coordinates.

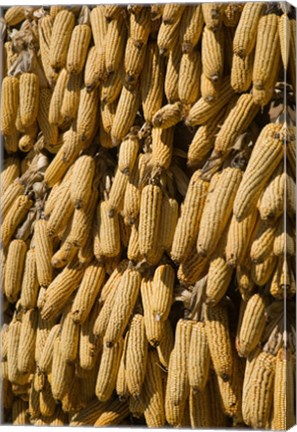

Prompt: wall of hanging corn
[0,3,296,429]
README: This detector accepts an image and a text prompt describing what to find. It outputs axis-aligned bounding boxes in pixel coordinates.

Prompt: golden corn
[231,51,254,93]
[70,155,95,209]
[151,126,174,170]
[178,49,201,105]
[51,336,75,401]
[60,71,82,121]
[37,88,58,146]
[98,200,121,257]
[141,277,165,347]
[17,308,38,374]
[188,321,210,391]
[156,319,174,369]
[251,254,277,286]
[124,37,147,86]
[202,3,224,31]
[19,73,39,128]
[189,386,212,427]
[151,264,175,321]
[105,15,127,74]
[179,5,204,53]
[258,163,284,223]
[0,76,19,136]
[107,169,129,216]
[4,239,27,303]
[164,42,182,103]
[157,19,180,57]
[38,323,61,374]
[152,102,183,129]
[84,46,106,91]
[34,219,53,288]
[67,24,91,74]
[4,6,26,26]
[250,219,277,263]
[201,26,224,82]
[60,304,80,362]
[159,196,179,253]
[118,135,139,175]
[49,10,75,70]
[76,86,99,144]
[79,301,101,370]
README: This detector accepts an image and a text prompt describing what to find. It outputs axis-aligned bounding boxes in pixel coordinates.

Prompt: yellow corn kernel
[177,247,208,286]
[205,302,233,381]
[70,155,95,209]
[165,319,193,426]
[231,51,254,93]
[79,301,101,370]
[38,323,60,374]
[251,254,277,286]
[225,208,258,267]
[116,330,129,400]
[19,73,39,128]
[60,71,82,121]
[215,93,259,155]
[66,24,91,74]
[189,386,212,427]
[95,338,123,401]
[223,3,243,27]
[34,219,53,288]
[37,88,58,146]
[84,46,106,92]
[77,86,99,144]
[40,260,85,321]
[71,260,105,324]
[127,222,141,261]
[151,126,174,170]
[273,218,295,257]
[90,6,107,51]
[4,126,19,154]
[126,314,148,398]
[1,181,25,222]
[98,200,121,257]
[171,170,209,262]
[152,101,182,129]
[250,219,277,263]
[118,135,139,175]
[233,3,265,57]
[159,196,179,253]
[19,249,38,310]
[179,5,204,53]
[244,351,276,428]
[141,277,165,347]
[49,10,75,70]
[8,318,30,385]
[157,19,180,57]
[138,184,163,263]
[289,18,296,96]
[157,319,174,369]
[4,6,26,25]
[46,186,74,238]
[258,163,284,223]
[4,239,27,303]
[185,76,234,126]
[200,73,221,102]
[111,85,140,145]
[1,156,20,195]
[197,167,242,257]
[151,264,175,321]
[233,123,284,221]
[93,283,118,338]
[104,267,141,347]
[124,37,147,87]
[0,76,19,136]
[107,169,129,216]
[39,378,56,418]
[163,5,185,25]
[270,257,295,299]
[60,304,79,362]
[202,3,224,31]
[105,14,127,74]
[17,308,38,374]
[201,26,224,82]
[34,314,56,365]
[140,41,165,122]
[51,336,75,401]
[164,42,182,103]
[178,49,201,105]
[273,348,295,430]
[238,293,268,357]
[94,398,130,426]
[188,321,210,391]
[142,349,166,427]
[38,15,59,87]
[253,13,281,90]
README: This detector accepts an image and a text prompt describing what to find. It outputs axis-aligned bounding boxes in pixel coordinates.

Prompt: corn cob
[188,321,210,391]
[35,315,56,365]
[94,399,130,426]
[156,319,174,369]
[70,155,95,209]
[141,41,165,122]
[19,73,39,128]
[202,3,224,32]
[141,277,164,347]
[165,319,193,426]
[273,217,294,257]
[4,239,27,303]
[37,88,58,146]
[129,6,151,47]
[93,285,118,338]
[159,196,179,253]
[200,73,221,102]
[250,219,277,263]
[51,336,75,401]
[1,182,25,226]
[214,93,259,155]
[151,264,175,322]
[37,324,61,374]
[164,42,182,103]
[118,135,139,175]
[179,5,204,53]
[60,304,79,362]
[197,167,242,257]
[17,308,38,374]
[104,267,141,347]
[270,257,295,299]
[123,155,142,225]
[171,170,209,262]
[3,127,20,153]
[124,37,147,86]
[233,123,284,221]
[233,3,265,57]
[126,313,148,398]
[223,3,243,27]
[60,72,82,121]
[34,219,53,288]
[289,18,296,96]
[111,85,140,145]
[189,386,212,428]
[258,163,284,223]
[231,51,254,93]
[205,302,233,381]
[107,169,129,216]
[38,15,59,87]
[178,49,201,105]
[71,260,105,324]
[8,318,29,385]
[278,13,291,70]
[84,46,105,91]
[90,6,107,52]
[151,127,174,170]
[40,260,85,321]
[39,378,56,417]
[251,254,277,286]
[1,157,20,194]
[177,247,208,286]
[97,200,121,257]
[238,293,268,358]
[142,349,166,427]
[201,26,224,82]
[105,15,126,74]
[157,19,180,57]
[76,86,99,144]
[186,76,234,126]
[66,24,91,75]
[46,186,73,237]
[4,6,26,26]
[95,338,123,401]
[138,184,163,263]
[116,331,129,400]
[0,76,19,136]
[79,301,101,370]
[49,10,75,70]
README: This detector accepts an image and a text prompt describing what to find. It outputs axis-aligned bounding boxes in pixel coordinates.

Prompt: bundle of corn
[0,3,295,429]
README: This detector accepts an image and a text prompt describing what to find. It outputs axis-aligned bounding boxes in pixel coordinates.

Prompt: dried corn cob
[67,24,91,75]
[164,42,182,103]
[178,49,201,105]
[70,155,95,209]
[202,3,224,32]
[105,14,126,74]
[18,308,38,374]
[60,304,79,362]
[151,127,174,170]
[49,10,75,70]
[34,219,53,288]
[179,5,204,53]
[250,219,277,263]
[19,73,39,128]
[188,322,210,392]
[0,76,19,136]
[4,6,26,26]
[60,72,82,121]
[201,26,224,82]
[231,51,254,93]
